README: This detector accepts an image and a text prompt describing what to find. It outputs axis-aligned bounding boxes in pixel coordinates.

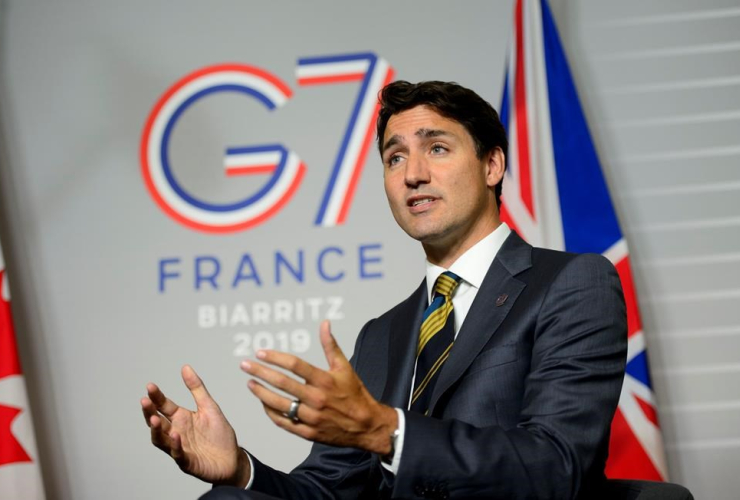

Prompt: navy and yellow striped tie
[410,271,462,414]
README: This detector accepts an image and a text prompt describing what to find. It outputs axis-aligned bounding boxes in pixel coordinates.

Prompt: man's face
[381,105,504,256]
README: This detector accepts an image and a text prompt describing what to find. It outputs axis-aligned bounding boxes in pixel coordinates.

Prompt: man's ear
[485,147,505,188]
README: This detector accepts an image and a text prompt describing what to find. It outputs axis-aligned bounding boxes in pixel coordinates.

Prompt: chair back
[604,479,694,500]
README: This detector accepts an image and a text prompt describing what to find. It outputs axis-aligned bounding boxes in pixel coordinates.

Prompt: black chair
[200,486,281,500]
[201,481,695,499]
[604,479,694,500]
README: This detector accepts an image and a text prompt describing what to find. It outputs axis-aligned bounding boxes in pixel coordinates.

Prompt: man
[142,80,627,499]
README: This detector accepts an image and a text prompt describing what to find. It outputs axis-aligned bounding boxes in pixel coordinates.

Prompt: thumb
[181,364,219,411]
[320,320,348,370]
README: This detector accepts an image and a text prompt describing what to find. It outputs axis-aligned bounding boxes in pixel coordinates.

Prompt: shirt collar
[425,223,511,304]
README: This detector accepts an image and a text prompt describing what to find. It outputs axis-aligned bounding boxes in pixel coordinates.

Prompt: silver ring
[286,399,301,422]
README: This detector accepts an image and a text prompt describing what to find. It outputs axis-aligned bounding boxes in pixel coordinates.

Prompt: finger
[247,379,290,413]
[241,359,312,400]
[141,397,170,428]
[263,404,318,441]
[150,412,172,434]
[141,397,155,427]
[247,379,321,426]
[181,364,219,412]
[320,320,348,370]
[146,382,180,418]
[149,414,173,452]
[252,351,328,386]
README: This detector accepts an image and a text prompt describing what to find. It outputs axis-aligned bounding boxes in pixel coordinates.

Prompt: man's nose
[404,154,430,187]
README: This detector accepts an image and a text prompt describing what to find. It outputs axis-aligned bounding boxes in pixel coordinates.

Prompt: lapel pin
[496,294,508,307]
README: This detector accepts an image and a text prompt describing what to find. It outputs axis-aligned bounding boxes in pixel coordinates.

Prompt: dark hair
[376,80,508,208]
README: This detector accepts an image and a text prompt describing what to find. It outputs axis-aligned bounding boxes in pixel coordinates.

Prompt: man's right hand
[141,365,251,488]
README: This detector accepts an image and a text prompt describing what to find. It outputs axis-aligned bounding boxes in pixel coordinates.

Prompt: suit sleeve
[248,319,382,500]
[393,253,627,499]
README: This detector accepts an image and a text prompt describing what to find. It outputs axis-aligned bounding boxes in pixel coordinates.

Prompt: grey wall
[0,1,738,499]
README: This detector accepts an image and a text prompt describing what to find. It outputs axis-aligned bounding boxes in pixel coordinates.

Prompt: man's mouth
[411,198,434,206]
[407,196,437,207]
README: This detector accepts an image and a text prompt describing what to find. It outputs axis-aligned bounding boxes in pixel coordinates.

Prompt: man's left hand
[241,320,398,455]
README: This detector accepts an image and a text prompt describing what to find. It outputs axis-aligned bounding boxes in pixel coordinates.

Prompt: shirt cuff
[243,448,255,490]
[380,408,405,475]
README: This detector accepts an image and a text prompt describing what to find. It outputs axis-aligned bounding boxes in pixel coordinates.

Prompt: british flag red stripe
[500,0,668,481]
[513,0,535,218]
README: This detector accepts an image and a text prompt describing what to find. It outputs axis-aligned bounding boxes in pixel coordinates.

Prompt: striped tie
[410,271,462,414]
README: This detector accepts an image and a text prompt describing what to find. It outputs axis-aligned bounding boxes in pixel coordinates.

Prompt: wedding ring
[286,399,301,422]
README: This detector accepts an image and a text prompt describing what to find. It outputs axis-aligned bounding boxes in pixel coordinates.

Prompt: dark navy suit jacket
[249,231,627,499]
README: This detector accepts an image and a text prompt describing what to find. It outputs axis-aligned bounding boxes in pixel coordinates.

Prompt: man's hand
[141,365,251,487]
[242,320,398,455]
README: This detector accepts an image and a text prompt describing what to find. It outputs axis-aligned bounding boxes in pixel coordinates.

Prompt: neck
[423,220,502,269]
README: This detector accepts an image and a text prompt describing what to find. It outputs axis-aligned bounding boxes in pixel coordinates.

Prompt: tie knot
[434,271,462,298]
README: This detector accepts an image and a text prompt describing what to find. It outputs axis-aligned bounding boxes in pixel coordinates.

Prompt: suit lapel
[380,280,427,407]
[428,231,532,413]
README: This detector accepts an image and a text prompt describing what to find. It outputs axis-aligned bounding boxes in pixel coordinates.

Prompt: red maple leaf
[0,403,32,466]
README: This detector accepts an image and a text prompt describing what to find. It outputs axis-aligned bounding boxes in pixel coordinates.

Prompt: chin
[397,217,453,245]
[406,228,448,245]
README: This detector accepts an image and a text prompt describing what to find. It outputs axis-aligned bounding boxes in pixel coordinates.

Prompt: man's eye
[431,145,447,154]
[388,155,402,166]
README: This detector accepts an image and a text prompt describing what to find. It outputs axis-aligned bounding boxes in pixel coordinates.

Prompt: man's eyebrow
[382,128,455,154]
[382,134,404,154]
[416,128,455,139]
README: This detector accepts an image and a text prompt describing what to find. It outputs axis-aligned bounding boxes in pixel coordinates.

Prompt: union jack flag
[499,0,668,480]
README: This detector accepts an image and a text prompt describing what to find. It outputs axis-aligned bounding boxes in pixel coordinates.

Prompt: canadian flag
[0,240,46,499]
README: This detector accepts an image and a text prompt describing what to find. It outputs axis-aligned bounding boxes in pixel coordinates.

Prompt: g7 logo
[140,52,394,233]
